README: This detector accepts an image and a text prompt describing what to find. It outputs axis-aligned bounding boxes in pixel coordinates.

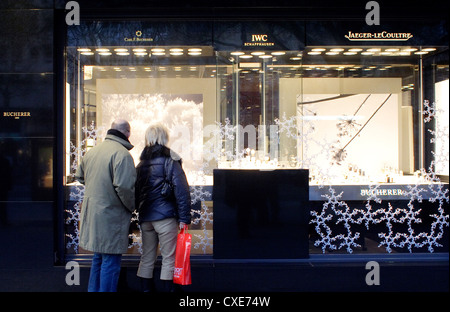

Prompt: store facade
[0,1,448,291]
[62,17,449,261]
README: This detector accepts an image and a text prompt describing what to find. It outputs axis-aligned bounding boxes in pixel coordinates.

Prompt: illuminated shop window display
[64,42,449,257]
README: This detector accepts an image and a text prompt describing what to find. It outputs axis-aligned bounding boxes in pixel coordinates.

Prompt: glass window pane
[65,45,217,255]
[64,25,448,257]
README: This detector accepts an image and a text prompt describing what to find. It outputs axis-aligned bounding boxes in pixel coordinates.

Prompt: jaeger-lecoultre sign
[345,31,413,41]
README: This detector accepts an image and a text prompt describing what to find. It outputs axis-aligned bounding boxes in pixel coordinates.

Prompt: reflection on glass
[434,79,449,176]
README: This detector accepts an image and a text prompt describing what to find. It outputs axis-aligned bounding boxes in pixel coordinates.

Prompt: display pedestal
[213,169,310,259]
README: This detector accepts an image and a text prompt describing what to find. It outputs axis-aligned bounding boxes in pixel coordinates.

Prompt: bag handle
[180,224,189,234]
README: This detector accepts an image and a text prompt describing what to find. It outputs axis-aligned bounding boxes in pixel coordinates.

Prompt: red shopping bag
[173,225,192,285]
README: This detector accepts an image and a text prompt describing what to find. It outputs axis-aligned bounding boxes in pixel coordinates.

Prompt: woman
[135,124,191,292]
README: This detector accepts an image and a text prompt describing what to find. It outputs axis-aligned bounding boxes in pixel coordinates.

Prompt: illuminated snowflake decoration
[65,121,102,253]
[422,99,436,123]
[306,99,449,254]
[356,184,383,229]
[191,201,214,253]
[377,203,405,253]
[275,113,301,139]
[310,186,362,253]
[65,185,84,252]
[128,211,143,254]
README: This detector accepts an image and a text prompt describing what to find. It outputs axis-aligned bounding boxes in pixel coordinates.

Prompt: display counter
[212,169,310,259]
[65,175,448,256]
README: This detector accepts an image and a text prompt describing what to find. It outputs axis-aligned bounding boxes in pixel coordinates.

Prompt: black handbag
[161,157,174,198]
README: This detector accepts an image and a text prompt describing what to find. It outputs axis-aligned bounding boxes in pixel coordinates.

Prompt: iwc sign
[244,34,275,47]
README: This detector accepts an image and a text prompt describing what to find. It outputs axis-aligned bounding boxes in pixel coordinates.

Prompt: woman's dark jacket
[135,144,191,224]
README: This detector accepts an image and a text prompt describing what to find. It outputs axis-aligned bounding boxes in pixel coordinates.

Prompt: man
[75,119,136,292]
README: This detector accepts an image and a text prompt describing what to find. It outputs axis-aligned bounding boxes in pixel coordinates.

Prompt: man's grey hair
[145,123,169,146]
[111,119,130,135]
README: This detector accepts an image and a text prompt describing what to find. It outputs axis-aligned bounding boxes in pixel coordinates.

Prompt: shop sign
[345,30,413,41]
[309,184,431,201]
[360,188,405,196]
[244,34,275,47]
[124,30,154,42]
[3,111,31,119]
[213,21,305,51]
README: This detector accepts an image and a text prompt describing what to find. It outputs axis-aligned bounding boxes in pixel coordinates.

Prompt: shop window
[65,45,217,255]
[64,40,448,257]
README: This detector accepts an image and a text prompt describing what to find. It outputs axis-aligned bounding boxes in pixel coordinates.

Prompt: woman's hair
[144,123,169,147]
